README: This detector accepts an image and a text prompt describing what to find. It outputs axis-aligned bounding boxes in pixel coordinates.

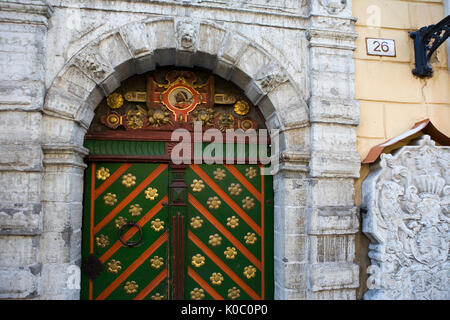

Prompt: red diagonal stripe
[134,269,168,300]
[96,231,168,300]
[188,230,261,300]
[188,267,224,300]
[99,195,168,263]
[94,164,167,234]
[94,164,132,200]
[188,194,261,270]
[190,164,261,236]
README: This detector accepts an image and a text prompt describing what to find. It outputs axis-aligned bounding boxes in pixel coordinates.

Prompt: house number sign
[366,38,396,57]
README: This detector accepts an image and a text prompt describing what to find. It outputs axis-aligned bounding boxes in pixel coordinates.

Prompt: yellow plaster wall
[353,0,450,161]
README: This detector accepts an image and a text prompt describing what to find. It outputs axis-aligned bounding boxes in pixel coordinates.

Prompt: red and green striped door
[81,163,273,300]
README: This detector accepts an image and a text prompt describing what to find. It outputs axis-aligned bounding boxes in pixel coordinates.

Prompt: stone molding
[0,0,53,26]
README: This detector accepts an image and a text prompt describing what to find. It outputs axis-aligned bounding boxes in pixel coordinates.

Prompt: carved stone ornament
[176,20,199,51]
[362,135,450,300]
[255,62,288,93]
[319,0,347,15]
[74,46,111,82]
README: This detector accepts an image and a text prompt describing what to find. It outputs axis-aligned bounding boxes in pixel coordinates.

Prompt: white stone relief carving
[319,0,347,15]
[255,61,288,93]
[175,20,199,51]
[73,46,112,82]
[363,135,450,300]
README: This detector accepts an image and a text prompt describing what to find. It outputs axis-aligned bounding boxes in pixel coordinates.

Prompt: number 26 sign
[366,38,396,57]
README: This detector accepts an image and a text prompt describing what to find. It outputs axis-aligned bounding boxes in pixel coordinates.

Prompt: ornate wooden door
[81,163,170,300]
[81,163,273,300]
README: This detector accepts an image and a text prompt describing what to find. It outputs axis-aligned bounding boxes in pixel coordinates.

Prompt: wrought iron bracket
[409,15,450,78]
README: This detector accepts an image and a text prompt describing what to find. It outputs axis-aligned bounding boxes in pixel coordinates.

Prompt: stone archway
[40,18,311,299]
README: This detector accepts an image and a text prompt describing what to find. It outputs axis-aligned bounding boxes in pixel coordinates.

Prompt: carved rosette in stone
[362,135,450,300]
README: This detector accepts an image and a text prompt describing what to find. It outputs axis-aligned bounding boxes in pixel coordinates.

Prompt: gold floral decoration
[207,196,221,209]
[103,193,117,206]
[242,196,255,210]
[228,287,240,300]
[150,218,165,232]
[145,187,159,200]
[114,216,128,229]
[129,204,143,216]
[208,233,222,247]
[244,232,257,245]
[245,167,258,179]
[234,100,250,116]
[107,92,124,109]
[243,265,257,279]
[150,256,164,269]
[95,234,110,248]
[151,293,164,300]
[191,254,206,268]
[122,173,136,187]
[190,288,205,300]
[224,247,237,259]
[106,259,122,274]
[217,113,235,132]
[228,183,243,196]
[96,167,110,180]
[213,168,226,181]
[191,107,215,126]
[190,216,204,229]
[124,281,139,294]
[190,179,205,192]
[210,272,224,285]
[226,216,239,229]
[127,105,147,129]
[148,106,172,127]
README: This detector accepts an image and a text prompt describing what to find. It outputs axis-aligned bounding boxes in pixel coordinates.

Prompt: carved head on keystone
[176,21,198,50]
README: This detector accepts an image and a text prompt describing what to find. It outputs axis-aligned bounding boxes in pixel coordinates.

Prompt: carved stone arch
[40,17,311,299]
[43,18,309,151]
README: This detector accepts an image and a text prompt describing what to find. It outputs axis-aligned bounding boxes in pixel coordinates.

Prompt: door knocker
[118,221,143,247]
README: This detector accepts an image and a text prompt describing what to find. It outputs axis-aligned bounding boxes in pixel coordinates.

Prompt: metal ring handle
[118,221,143,248]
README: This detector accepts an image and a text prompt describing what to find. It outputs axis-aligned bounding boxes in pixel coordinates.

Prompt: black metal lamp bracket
[409,15,450,78]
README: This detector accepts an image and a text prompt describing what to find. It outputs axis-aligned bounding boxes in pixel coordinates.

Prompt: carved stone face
[177,22,197,49]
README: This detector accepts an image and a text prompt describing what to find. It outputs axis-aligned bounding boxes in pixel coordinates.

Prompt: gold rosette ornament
[234,100,250,116]
[243,265,257,279]
[124,281,139,294]
[228,183,243,196]
[95,234,110,248]
[210,272,224,285]
[150,218,164,232]
[242,196,255,210]
[106,259,122,274]
[191,254,206,268]
[129,204,142,216]
[96,167,110,180]
[190,179,205,192]
[224,247,237,259]
[103,193,117,206]
[107,93,124,109]
[208,234,222,247]
[122,173,136,187]
[190,288,205,300]
[151,293,164,300]
[114,216,127,229]
[228,287,240,300]
[145,187,159,200]
[245,167,258,179]
[244,232,257,245]
[150,256,164,269]
[190,216,204,229]
[207,196,221,209]
[226,216,239,229]
[213,168,226,180]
